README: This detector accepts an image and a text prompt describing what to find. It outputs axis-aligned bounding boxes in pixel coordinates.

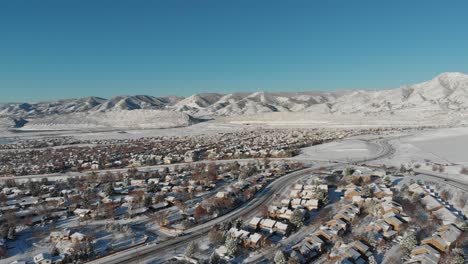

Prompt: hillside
[1,72,467,130]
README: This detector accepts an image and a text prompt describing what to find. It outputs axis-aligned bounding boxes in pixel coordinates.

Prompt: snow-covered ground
[294,139,381,162]
[371,126,468,176]
[0,122,248,141]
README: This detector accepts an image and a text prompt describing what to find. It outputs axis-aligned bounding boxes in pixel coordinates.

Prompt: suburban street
[86,136,401,264]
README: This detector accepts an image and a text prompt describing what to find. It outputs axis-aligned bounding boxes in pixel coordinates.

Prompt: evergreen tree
[185,241,196,257]
[288,251,301,264]
[400,232,417,255]
[290,208,305,228]
[209,252,220,264]
[274,250,287,264]
[225,236,238,257]
[105,183,114,196]
[7,226,15,240]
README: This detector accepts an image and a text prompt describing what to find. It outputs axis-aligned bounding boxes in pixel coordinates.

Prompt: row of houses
[407,223,463,264]
[2,128,337,176]
[409,183,464,225]
[365,199,410,238]
[226,227,265,249]
[283,183,329,210]
[291,203,362,262]
[344,182,393,202]
[248,217,292,236]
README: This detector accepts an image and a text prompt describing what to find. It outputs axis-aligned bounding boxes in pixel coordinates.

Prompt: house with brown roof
[421,224,462,252]
[313,228,336,242]
[344,185,362,200]
[273,221,291,236]
[292,234,325,261]
[421,195,444,212]
[381,200,402,214]
[329,240,371,264]
[244,233,264,249]
[383,214,405,231]
[407,245,440,264]
[248,216,262,230]
[322,219,348,236]
[259,218,277,233]
[227,227,250,240]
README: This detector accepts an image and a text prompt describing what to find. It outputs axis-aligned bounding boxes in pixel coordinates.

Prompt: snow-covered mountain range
[1,72,467,129]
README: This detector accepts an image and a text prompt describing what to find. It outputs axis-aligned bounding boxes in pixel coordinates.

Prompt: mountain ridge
[1,72,468,129]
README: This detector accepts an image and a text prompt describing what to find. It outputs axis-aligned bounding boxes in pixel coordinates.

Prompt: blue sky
[1,0,468,102]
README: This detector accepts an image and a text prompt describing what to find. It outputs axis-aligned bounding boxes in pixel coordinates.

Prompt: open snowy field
[293,138,381,162]
[221,111,468,128]
[0,122,249,142]
[405,127,468,165]
[369,126,468,177]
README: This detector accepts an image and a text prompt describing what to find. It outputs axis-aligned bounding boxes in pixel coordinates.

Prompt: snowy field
[293,139,381,162]
[405,127,468,165]
[368,126,468,179]
[293,125,468,180]
[0,122,248,141]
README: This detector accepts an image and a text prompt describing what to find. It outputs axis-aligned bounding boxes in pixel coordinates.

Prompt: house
[50,229,71,243]
[33,253,52,264]
[127,207,148,218]
[70,232,86,243]
[150,202,169,212]
[292,235,325,260]
[314,229,336,242]
[227,227,250,240]
[409,183,427,196]
[130,179,146,187]
[291,198,303,208]
[421,195,444,212]
[335,210,354,223]
[184,151,198,163]
[244,233,264,249]
[329,241,370,264]
[248,216,262,230]
[407,245,440,264]
[298,190,316,199]
[259,218,276,233]
[344,185,362,200]
[384,214,405,231]
[273,221,290,236]
[421,224,462,252]
[350,241,370,255]
[269,206,295,220]
[352,167,386,178]
[215,191,229,198]
[373,184,393,198]
[381,201,402,214]
[322,219,348,235]
[73,208,91,218]
[163,155,174,164]
[431,207,459,225]
[302,199,319,210]
[165,212,184,225]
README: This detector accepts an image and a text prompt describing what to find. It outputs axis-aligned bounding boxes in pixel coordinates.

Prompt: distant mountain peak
[436,71,468,78]
[1,72,468,121]
[434,72,468,86]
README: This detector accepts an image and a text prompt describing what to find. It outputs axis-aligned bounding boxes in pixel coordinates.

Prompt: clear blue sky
[1,0,468,102]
